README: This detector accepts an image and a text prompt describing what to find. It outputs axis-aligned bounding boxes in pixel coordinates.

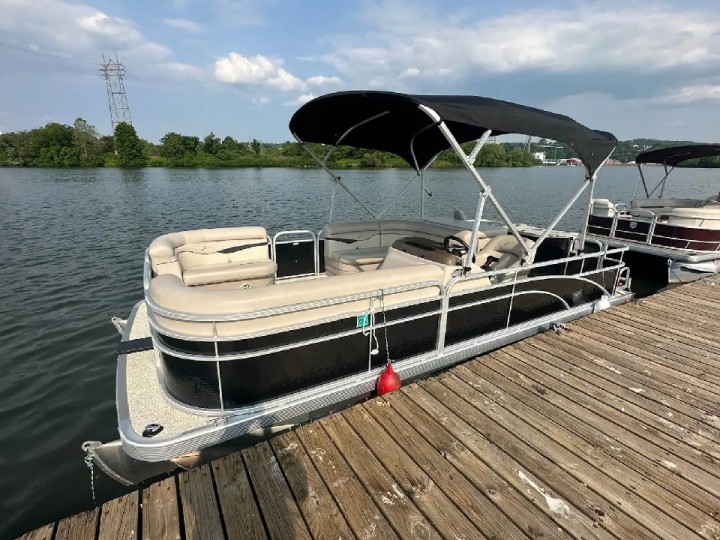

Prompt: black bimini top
[289,91,617,174]
[635,145,720,167]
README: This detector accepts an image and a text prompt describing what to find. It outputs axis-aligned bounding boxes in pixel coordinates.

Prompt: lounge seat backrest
[149,263,445,338]
[323,221,381,259]
[148,227,270,279]
[630,198,704,216]
[379,220,467,246]
[475,235,534,272]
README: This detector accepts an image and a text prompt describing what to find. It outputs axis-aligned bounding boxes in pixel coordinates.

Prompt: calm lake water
[0,165,717,537]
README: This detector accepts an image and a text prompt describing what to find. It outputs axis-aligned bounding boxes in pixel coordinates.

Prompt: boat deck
[20,277,720,540]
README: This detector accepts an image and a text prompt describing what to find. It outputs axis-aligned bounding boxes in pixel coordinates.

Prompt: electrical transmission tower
[100,53,132,133]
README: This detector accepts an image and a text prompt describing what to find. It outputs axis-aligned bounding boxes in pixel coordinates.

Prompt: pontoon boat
[85,91,632,484]
[588,145,720,284]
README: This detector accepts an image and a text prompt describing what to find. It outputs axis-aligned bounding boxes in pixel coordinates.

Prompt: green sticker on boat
[356,314,370,328]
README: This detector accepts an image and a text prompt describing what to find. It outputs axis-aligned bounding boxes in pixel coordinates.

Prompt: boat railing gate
[270,229,321,278]
[594,202,720,251]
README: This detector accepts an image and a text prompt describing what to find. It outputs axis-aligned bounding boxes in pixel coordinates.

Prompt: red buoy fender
[376,363,401,395]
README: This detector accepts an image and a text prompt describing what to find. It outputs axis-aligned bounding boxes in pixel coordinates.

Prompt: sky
[2,0,720,143]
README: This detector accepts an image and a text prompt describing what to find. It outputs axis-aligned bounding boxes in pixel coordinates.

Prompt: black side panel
[156,300,442,357]
[508,292,566,326]
[218,331,372,408]
[160,313,439,410]
[275,240,316,277]
[445,296,511,346]
[161,354,221,409]
[446,275,605,345]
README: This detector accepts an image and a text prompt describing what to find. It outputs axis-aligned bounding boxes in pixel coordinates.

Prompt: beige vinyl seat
[323,219,507,276]
[474,234,535,274]
[666,207,720,229]
[148,227,277,289]
[149,263,445,338]
[630,198,704,216]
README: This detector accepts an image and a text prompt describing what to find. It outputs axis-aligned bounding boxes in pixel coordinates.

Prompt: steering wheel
[443,235,470,257]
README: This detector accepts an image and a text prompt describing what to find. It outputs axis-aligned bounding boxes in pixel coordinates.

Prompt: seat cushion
[336,247,388,266]
[183,259,277,286]
[325,247,388,275]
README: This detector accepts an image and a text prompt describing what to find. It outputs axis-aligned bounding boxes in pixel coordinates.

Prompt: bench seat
[148,226,276,289]
[150,263,446,338]
[183,259,277,287]
[323,219,509,276]
[325,247,388,274]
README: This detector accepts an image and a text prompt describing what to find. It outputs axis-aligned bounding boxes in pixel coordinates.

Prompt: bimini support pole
[293,133,376,219]
[465,192,488,270]
[576,172,598,251]
[657,162,675,197]
[530,176,592,256]
[417,104,531,260]
[377,172,420,219]
[636,162,649,198]
[577,154,613,252]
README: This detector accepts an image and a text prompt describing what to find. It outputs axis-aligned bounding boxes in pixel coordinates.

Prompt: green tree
[250,138,261,155]
[73,118,101,166]
[202,132,221,156]
[31,123,78,166]
[160,132,200,166]
[114,122,146,167]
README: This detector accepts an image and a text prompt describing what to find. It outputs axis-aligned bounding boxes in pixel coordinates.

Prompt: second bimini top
[289,91,617,175]
[636,145,720,167]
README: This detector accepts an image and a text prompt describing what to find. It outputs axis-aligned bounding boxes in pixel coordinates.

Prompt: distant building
[532,151,545,161]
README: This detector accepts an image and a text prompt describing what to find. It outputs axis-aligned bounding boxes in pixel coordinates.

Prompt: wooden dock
[20,278,720,539]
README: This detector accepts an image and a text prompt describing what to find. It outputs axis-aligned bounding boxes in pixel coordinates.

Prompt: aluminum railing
[593,204,720,251]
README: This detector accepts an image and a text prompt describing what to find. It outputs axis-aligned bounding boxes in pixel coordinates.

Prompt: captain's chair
[474,235,534,273]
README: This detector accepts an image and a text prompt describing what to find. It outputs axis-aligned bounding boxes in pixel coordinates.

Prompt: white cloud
[162,18,204,32]
[214,52,341,93]
[252,96,270,105]
[0,0,207,82]
[306,75,342,87]
[215,53,304,91]
[654,84,720,104]
[284,94,316,106]
[319,3,720,89]
[0,0,170,61]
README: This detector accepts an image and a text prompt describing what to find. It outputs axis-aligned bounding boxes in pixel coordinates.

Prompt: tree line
[1,119,717,168]
[0,119,538,169]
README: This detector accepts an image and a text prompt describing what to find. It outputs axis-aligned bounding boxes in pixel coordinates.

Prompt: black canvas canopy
[289,91,617,174]
[635,145,720,167]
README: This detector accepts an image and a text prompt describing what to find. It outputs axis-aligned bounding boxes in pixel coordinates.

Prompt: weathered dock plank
[142,477,181,540]
[211,453,266,540]
[19,277,720,540]
[242,441,312,540]
[177,465,224,540]
[54,508,99,540]
[270,431,354,540]
[98,491,138,540]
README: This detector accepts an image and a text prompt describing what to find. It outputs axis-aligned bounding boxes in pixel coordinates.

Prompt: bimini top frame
[289,91,618,265]
[635,144,720,198]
